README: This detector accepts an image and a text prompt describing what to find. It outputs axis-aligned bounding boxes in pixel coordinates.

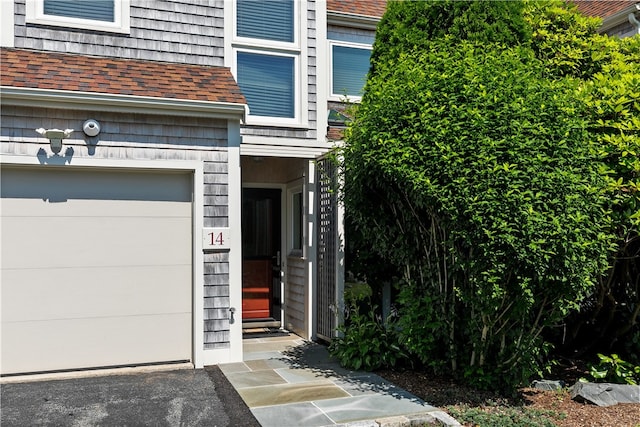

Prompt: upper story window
[26,0,130,34]
[237,51,295,118]
[330,43,372,100]
[237,0,294,43]
[232,0,306,126]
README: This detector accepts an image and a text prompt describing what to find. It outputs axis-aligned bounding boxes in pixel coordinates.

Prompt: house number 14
[202,228,230,250]
[209,231,224,246]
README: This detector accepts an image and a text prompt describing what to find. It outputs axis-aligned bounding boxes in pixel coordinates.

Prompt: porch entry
[241,188,282,324]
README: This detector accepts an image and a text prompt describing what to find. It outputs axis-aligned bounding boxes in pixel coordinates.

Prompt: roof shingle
[573,0,639,18]
[327,0,387,18]
[0,48,246,105]
[326,1,637,21]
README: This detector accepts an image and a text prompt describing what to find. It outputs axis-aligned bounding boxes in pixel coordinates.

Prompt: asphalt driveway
[1,366,260,427]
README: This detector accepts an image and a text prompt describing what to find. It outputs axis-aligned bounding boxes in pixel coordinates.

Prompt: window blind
[44,0,114,22]
[237,0,294,43]
[237,52,295,118]
[332,46,372,97]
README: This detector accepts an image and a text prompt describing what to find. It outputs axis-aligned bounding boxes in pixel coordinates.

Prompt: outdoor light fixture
[82,119,101,137]
[35,128,74,154]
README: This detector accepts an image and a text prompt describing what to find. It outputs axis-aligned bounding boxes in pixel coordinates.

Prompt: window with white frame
[237,51,295,118]
[331,43,372,99]
[233,0,304,125]
[237,0,294,43]
[26,0,130,33]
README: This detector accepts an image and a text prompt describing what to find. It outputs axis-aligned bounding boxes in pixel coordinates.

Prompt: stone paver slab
[275,367,333,384]
[243,351,284,361]
[332,374,416,398]
[244,341,298,353]
[225,370,287,389]
[245,358,290,371]
[238,381,350,407]
[251,402,334,427]
[218,362,250,375]
[313,394,436,424]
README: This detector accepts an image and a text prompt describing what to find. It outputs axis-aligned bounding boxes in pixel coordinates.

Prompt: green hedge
[336,0,640,391]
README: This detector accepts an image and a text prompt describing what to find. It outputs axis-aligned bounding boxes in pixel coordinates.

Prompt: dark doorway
[241,188,282,323]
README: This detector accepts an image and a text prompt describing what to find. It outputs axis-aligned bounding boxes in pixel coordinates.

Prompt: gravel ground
[377,369,640,427]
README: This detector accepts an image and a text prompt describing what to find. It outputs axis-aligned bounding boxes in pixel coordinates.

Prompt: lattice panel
[316,158,337,341]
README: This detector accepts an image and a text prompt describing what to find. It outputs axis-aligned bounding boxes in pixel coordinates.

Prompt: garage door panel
[0,168,192,203]
[2,265,191,322]
[1,166,194,375]
[1,313,191,374]
[2,216,191,269]
[0,198,191,218]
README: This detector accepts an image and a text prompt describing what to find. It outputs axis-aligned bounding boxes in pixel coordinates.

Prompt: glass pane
[237,0,294,43]
[292,192,302,250]
[237,52,295,118]
[44,0,114,22]
[242,189,281,258]
[332,46,372,97]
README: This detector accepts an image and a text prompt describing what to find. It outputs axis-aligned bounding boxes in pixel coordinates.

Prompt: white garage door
[1,166,193,375]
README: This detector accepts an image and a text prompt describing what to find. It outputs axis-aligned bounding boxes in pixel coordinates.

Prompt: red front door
[242,188,281,320]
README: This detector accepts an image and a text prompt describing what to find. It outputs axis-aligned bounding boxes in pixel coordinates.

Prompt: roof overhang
[0,86,247,121]
[327,11,380,30]
[600,2,640,33]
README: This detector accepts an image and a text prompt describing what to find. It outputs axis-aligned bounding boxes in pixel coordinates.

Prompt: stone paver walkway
[219,333,460,427]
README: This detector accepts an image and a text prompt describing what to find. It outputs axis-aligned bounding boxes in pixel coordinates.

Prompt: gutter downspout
[629,5,640,35]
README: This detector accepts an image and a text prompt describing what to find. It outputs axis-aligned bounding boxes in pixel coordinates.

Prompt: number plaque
[203,228,230,250]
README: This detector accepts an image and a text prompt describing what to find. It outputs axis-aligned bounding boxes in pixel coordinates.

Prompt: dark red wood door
[242,260,272,319]
[241,188,281,320]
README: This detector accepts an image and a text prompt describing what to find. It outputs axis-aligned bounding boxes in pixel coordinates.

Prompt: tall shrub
[341,0,616,390]
[524,0,640,358]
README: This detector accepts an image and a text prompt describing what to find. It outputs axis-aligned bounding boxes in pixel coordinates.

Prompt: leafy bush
[524,2,640,358]
[329,283,407,371]
[586,353,640,385]
[341,0,618,391]
[372,0,530,71]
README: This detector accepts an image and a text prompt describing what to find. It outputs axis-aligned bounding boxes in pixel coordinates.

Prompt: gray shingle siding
[1,105,233,349]
[13,0,321,143]
[306,0,318,139]
[203,250,230,349]
[14,0,225,66]
[204,158,230,228]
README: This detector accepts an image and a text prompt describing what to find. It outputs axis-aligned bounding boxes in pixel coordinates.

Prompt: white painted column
[335,159,346,334]
[306,159,317,340]
[227,119,243,362]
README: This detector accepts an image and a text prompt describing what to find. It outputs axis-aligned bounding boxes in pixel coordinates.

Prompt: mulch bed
[377,364,640,427]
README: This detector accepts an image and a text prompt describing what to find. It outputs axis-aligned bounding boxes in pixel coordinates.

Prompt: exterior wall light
[82,119,101,137]
[35,128,74,154]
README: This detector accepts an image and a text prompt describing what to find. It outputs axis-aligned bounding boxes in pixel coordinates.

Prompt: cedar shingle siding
[14,0,225,66]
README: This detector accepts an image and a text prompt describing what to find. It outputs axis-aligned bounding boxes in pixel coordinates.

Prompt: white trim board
[241,143,332,159]
[0,87,247,121]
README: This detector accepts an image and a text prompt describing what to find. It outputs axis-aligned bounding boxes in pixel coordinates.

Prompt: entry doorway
[241,188,282,325]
